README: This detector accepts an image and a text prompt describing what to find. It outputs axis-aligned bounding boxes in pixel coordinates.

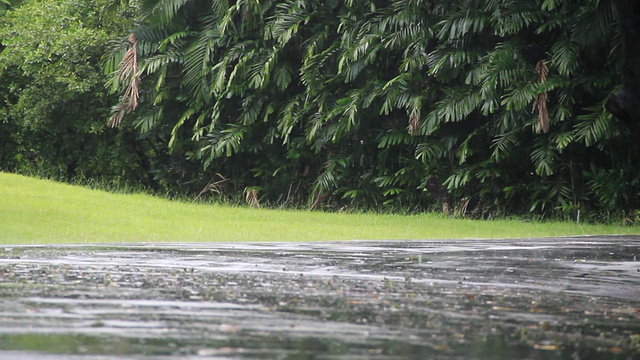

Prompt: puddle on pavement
[0,236,638,359]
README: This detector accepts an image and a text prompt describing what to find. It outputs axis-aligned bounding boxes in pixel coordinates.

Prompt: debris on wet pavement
[0,236,638,359]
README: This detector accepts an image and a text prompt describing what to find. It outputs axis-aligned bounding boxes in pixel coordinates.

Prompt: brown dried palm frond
[533,60,550,133]
[193,173,230,201]
[310,190,325,210]
[454,197,470,216]
[108,34,140,128]
[536,59,548,83]
[244,187,261,208]
[408,107,420,135]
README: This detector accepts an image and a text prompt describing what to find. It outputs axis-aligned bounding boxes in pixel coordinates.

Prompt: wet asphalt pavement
[0,236,638,359]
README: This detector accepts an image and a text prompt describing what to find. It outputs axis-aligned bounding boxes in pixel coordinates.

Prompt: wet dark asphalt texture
[0,236,638,359]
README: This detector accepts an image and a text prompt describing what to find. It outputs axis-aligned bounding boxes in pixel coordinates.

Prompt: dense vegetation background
[1,0,638,222]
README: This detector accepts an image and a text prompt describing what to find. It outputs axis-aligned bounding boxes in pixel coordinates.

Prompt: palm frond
[533,60,550,133]
[530,137,558,176]
[574,106,617,146]
[491,130,518,162]
[108,34,140,128]
[550,39,579,77]
[140,0,190,24]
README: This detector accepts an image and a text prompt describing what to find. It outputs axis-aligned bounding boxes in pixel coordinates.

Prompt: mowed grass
[0,172,638,244]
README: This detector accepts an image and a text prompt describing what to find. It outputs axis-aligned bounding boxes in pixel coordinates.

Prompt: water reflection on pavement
[0,236,638,359]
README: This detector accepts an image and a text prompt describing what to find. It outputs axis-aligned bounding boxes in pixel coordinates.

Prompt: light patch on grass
[0,172,637,244]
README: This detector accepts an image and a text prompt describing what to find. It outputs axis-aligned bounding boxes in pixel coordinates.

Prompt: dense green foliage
[1,0,638,222]
[0,0,155,187]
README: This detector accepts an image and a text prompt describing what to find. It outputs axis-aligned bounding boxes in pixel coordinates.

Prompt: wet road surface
[0,236,638,359]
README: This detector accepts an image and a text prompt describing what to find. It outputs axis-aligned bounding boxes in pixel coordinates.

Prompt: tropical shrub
[98,0,639,218]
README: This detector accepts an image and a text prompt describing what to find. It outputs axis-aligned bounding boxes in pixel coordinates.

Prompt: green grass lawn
[0,172,637,244]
